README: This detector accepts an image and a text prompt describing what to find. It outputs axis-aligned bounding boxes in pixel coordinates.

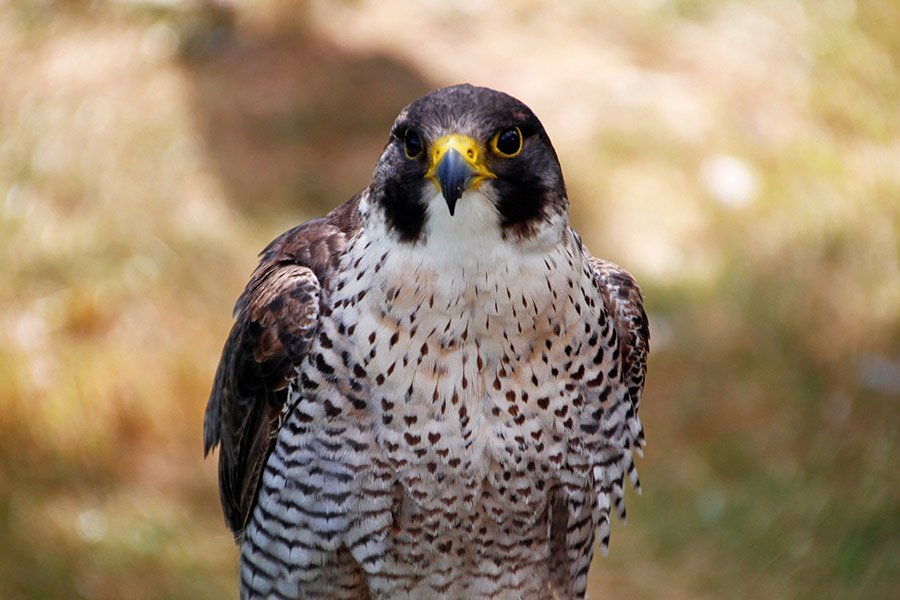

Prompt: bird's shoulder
[203,193,362,538]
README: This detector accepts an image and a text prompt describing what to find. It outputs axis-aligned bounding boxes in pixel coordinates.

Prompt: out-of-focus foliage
[0,1,896,598]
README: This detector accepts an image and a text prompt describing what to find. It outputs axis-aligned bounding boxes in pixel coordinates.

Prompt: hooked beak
[425,134,495,216]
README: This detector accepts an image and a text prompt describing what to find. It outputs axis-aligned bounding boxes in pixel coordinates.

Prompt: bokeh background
[1,0,897,598]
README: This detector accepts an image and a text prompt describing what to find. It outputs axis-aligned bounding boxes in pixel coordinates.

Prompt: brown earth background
[0,1,897,598]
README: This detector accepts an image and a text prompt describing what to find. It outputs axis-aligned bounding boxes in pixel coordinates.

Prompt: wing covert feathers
[589,257,650,554]
[590,257,649,452]
[203,196,360,539]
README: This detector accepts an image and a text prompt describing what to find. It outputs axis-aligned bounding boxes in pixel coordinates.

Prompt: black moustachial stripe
[370,84,566,244]
[380,174,428,243]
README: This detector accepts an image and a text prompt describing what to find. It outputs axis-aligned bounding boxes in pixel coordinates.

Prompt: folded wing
[203,198,360,539]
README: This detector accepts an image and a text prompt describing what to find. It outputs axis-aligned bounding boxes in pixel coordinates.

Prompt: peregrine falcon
[204,84,649,599]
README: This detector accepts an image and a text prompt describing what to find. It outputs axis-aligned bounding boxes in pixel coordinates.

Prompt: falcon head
[370,84,568,244]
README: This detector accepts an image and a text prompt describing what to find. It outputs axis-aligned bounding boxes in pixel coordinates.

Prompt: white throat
[350,187,576,326]
[421,188,507,268]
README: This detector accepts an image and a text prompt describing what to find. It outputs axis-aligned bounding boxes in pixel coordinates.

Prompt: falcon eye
[403,129,423,159]
[492,126,523,158]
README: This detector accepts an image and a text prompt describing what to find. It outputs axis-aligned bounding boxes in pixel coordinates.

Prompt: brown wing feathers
[203,197,360,539]
[214,263,321,535]
[590,257,650,451]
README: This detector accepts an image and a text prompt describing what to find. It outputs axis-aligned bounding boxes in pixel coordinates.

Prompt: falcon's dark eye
[403,129,423,159]
[492,126,522,158]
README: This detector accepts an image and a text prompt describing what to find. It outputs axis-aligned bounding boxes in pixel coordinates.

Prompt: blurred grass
[0,1,897,599]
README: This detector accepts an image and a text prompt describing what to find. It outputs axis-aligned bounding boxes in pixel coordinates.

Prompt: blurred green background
[1,1,897,598]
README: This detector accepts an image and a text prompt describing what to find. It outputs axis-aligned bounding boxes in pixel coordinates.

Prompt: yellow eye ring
[491,126,523,158]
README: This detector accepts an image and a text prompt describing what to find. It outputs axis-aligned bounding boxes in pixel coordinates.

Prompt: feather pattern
[204,196,361,538]
[204,85,650,599]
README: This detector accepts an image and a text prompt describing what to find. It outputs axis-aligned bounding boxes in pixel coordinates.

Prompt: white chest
[325,215,599,496]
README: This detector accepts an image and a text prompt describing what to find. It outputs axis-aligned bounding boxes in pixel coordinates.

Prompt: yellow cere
[425,133,497,190]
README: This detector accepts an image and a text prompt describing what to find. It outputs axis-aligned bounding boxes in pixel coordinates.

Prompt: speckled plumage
[205,85,649,599]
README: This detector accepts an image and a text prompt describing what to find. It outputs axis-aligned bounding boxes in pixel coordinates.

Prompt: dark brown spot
[315,353,335,375]
[318,332,333,349]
